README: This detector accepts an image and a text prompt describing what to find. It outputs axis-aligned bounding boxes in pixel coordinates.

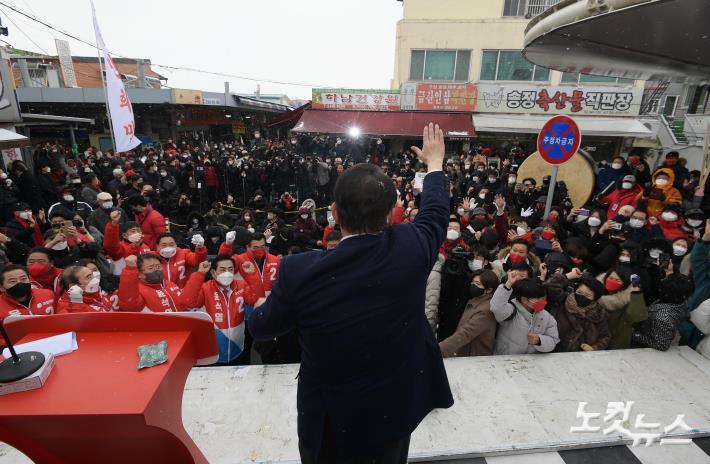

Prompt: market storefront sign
[400,82,478,112]
[311,89,400,111]
[476,84,643,116]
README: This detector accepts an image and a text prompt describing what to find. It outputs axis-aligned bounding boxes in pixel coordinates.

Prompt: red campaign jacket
[217,243,281,294]
[322,224,336,249]
[134,205,166,250]
[117,266,189,312]
[599,184,643,219]
[181,272,264,329]
[0,288,56,321]
[103,222,153,260]
[162,246,208,288]
[659,219,689,241]
[29,266,63,295]
[57,290,114,313]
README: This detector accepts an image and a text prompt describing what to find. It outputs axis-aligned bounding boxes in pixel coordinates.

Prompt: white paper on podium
[2,331,78,359]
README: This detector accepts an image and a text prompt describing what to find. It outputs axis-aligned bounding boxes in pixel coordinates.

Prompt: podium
[0,312,218,464]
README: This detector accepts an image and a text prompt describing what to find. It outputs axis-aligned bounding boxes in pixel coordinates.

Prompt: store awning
[21,113,95,124]
[0,128,30,149]
[266,102,311,128]
[291,110,476,138]
[472,114,653,138]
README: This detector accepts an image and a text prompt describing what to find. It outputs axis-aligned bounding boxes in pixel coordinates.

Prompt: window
[526,0,563,17]
[409,50,472,82]
[27,68,48,87]
[503,0,527,16]
[683,85,698,107]
[480,50,549,82]
[561,72,634,85]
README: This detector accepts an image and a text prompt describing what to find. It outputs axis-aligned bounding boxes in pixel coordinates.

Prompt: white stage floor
[2,347,710,463]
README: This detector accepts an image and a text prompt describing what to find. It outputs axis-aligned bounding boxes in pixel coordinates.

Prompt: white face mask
[101,200,113,209]
[508,176,516,184]
[300,214,309,220]
[488,178,497,184]
[622,182,633,189]
[673,245,687,257]
[661,212,678,222]
[456,208,465,216]
[516,226,527,236]
[464,164,470,170]
[51,240,68,251]
[215,271,234,287]
[468,259,484,271]
[63,195,74,202]
[267,214,275,221]
[649,249,662,259]
[84,277,101,294]
[160,171,168,177]
[629,218,645,229]
[18,211,31,220]
[327,218,335,227]
[159,246,177,258]
[478,193,486,200]
[688,219,703,228]
[588,217,602,227]
[655,178,669,186]
[92,271,101,280]
[619,255,631,263]
[446,229,460,241]
[127,233,142,244]
[611,163,623,170]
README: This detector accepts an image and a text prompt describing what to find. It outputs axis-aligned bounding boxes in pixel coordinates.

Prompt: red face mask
[250,249,266,260]
[531,298,547,313]
[571,257,583,266]
[548,212,559,222]
[28,263,51,277]
[509,252,526,264]
[541,229,555,241]
[628,157,640,166]
[665,159,677,166]
[605,279,624,293]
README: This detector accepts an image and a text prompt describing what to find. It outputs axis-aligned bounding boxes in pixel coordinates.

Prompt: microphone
[0,320,45,383]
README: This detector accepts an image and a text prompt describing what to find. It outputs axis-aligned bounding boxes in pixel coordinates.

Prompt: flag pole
[94,24,116,153]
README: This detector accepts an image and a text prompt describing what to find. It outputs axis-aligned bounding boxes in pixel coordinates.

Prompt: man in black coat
[250,124,454,464]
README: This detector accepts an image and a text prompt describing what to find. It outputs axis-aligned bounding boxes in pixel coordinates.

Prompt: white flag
[91,0,141,153]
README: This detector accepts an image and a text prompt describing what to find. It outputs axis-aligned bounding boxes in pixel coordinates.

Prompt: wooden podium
[0,312,218,464]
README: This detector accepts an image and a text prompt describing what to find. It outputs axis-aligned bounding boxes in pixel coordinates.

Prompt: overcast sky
[1,0,403,100]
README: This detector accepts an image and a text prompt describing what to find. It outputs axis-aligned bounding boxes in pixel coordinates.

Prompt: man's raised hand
[410,123,445,172]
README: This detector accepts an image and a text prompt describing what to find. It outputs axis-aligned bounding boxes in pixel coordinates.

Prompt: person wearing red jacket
[117,254,189,312]
[0,265,55,320]
[155,232,208,288]
[56,265,113,313]
[26,247,63,294]
[656,204,688,241]
[598,174,642,220]
[181,255,265,363]
[103,209,153,261]
[219,232,281,295]
[125,195,166,250]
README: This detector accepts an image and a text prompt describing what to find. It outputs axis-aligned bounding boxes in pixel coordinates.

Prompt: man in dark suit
[251,124,454,464]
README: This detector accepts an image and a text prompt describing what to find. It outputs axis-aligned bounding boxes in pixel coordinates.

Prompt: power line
[0,0,332,88]
[0,5,49,55]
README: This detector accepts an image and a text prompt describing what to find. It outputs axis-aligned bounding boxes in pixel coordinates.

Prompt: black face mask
[6,282,31,299]
[469,285,485,299]
[470,219,488,231]
[143,270,163,284]
[574,293,593,308]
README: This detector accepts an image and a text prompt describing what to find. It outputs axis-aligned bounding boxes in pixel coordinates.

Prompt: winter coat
[490,284,559,355]
[425,253,445,332]
[555,293,610,352]
[439,292,496,357]
[596,277,648,349]
[0,288,55,320]
[690,299,710,358]
[632,301,686,351]
[596,164,630,194]
[598,184,642,220]
[678,240,710,348]
[634,168,682,217]
[133,204,166,250]
[491,246,541,280]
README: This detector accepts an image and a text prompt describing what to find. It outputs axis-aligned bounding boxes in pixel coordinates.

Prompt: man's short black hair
[49,207,72,221]
[514,277,545,299]
[334,164,397,234]
[28,247,53,262]
[211,254,236,271]
[121,221,141,235]
[248,233,266,245]
[156,232,176,244]
[136,253,161,271]
[0,264,28,286]
[510,238,530,252]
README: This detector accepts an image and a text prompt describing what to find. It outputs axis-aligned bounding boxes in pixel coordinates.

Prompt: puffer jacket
[491,246,541,280]
[425,253,445,332]
[439,292,496,357]
[596,275,648,349]
[634,168,682,217]
[490,284,559,355]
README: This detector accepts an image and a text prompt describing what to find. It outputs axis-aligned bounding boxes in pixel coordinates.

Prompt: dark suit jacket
[250,171,454,461]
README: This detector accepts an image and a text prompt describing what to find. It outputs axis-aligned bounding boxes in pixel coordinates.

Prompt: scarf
[565,293,606,323]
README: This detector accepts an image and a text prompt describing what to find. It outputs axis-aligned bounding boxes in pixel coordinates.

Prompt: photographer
[436,245,475,342]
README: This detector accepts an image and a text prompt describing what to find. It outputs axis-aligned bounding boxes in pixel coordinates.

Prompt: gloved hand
[225,231,236,244]
[68,285,83,304]
[191,234,205,247]
[521,207,534,218]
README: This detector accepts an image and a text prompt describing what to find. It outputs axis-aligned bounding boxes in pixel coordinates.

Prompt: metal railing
[526,0,563,17]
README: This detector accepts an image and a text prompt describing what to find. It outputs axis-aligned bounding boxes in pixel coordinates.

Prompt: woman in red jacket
[57,265,114,313]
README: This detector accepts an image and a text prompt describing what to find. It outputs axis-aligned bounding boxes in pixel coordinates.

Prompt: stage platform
[2,347,710,463]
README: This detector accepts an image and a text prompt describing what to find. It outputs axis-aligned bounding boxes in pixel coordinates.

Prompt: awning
[21,113,95,124]
[266,102,311,128]
[0,128,30,149]
[291,110,476,137]
[472,114,653,138]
